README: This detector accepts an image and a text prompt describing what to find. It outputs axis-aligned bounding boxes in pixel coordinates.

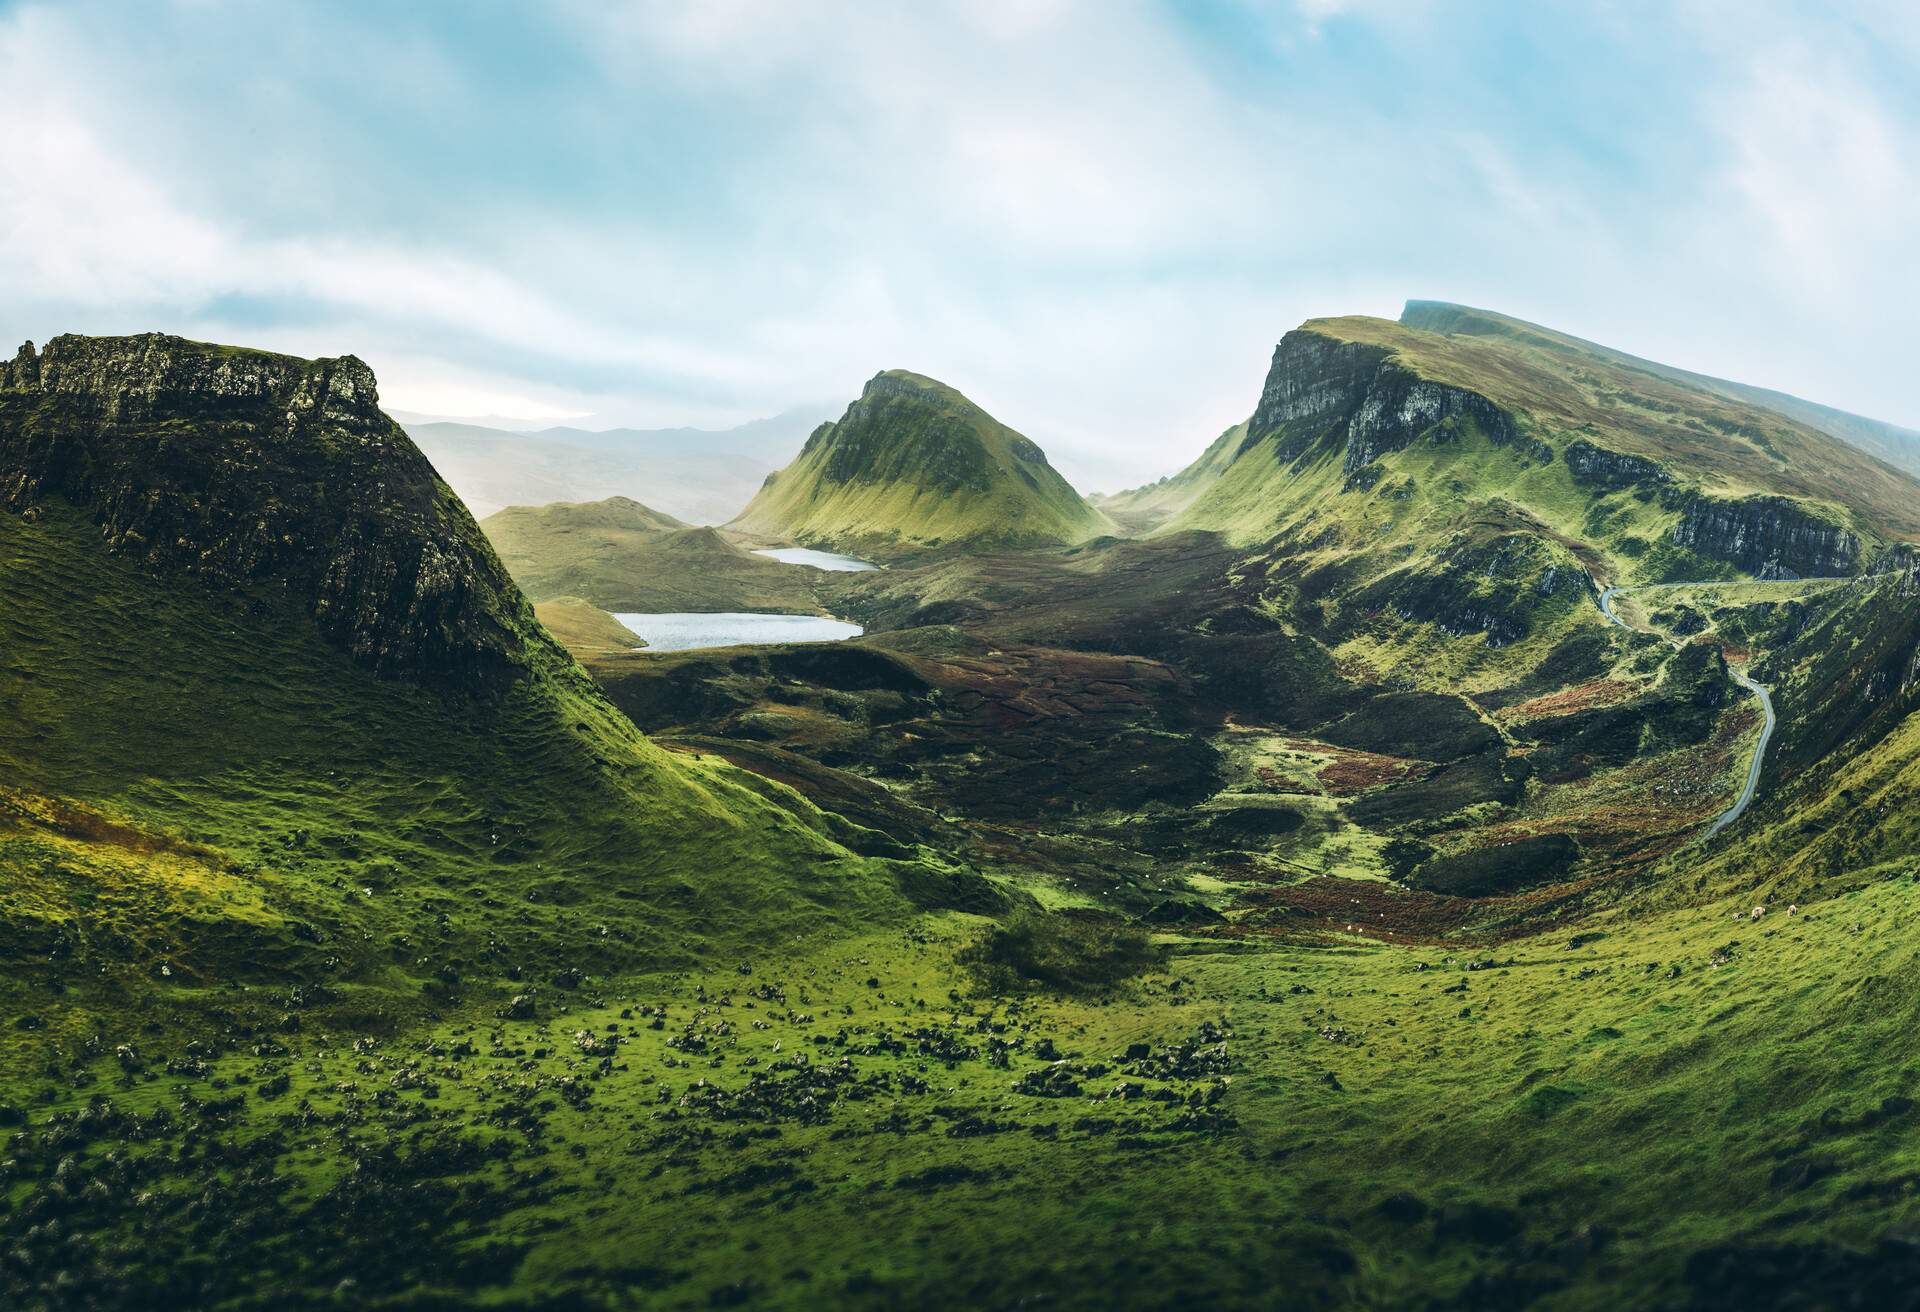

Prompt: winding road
[1597,583,1776,842]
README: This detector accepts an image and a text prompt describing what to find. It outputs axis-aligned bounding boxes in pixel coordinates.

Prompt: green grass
[1287,314,1920,542]
[11,871,1920,1308]
[8,327,1920,1309]
[482,497,825,613]
[731,369,1115,560]
[0,500,928,1063]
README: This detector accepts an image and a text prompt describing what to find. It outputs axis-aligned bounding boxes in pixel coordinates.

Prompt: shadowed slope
[730,370,1114,560]
[0,334,925,1045]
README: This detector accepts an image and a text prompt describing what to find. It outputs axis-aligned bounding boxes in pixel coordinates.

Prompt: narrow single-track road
[1597,581,1777,841]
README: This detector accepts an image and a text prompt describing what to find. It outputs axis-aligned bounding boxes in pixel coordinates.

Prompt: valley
[5,305,1920,1311]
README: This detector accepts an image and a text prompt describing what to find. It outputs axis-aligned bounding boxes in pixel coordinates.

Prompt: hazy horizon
[5,1,1917,491]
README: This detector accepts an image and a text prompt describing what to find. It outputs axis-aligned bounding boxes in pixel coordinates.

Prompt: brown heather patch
[1264,736,1427,796]
[1497,678,1639,724]
[0,787,218,860]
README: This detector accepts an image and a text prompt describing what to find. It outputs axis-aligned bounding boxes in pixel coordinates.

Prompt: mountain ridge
[729,369,1115,559]
[2,332,541,688]
[403,404,831,523]
[1399,300,1920,477]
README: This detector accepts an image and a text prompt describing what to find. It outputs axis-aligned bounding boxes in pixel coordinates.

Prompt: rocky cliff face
[1248,330,1525,479]
[1564,439,1670,492]
[0,333,538,688]
[1670,494,1860,579]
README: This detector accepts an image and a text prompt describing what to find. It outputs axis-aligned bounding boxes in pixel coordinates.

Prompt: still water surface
[751,547,879,572]
[612,612,863,652]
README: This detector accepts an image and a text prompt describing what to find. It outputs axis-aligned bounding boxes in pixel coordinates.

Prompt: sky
[2,1,1917,492]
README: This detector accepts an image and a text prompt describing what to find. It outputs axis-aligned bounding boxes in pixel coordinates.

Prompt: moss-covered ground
[11,871,1920,1309]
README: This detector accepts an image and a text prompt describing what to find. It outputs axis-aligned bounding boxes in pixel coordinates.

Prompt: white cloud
[4,0,1919,477]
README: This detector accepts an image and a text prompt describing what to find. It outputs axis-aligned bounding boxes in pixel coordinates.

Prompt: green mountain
[0,334,921,1032]
[728,369,1115,559]
[481,495,823,612]
[1089,419,1246,534]
[13,324,1920,1311]
[1133,309,1919,586]
[1401,300,1920,478]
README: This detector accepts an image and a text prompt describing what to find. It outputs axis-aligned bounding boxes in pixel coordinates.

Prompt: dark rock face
[1,341,39,390]
[1564,439,1669,491]
[1348,532,1585,649]
[1671,493,1860,579]
[1248,331,1520,477]
[0,333,537,688]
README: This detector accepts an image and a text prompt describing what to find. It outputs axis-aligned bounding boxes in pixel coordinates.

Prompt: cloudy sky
[3,1,1916,490]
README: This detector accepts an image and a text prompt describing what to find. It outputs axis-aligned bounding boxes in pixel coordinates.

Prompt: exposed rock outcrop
[1670,494,1860,579]
[1564,439,1670,492]
[1248,330,1522,478]
[1349,531,1587,648]
[0,333,538,688]
[1,341,38,391]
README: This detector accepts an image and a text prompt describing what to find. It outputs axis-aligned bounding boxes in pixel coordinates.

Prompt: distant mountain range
[403,404,835,524]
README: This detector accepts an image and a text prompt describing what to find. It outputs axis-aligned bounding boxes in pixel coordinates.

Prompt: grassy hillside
[730,370,1115,560]
[1169,312,1920,548]
[1125,311,1920,696]
[1092,420,1247,534]
[532,596,648,654]
[9,329,1920,1310]
[1402,300,1920,480]
[482,497,824,613]
[0,336,931,1046]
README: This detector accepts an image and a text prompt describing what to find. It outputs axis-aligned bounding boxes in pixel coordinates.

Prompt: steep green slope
[481,496,822,612]
[532,596,648,654]
[729,369,1115,560]
[0,335,921,1044]
[1140,310,1920,693]
[1402,300,1920,479]
[1091,420,1246,535]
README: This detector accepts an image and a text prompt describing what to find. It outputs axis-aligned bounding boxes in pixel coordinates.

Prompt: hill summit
[1,332,536,687]
[1147,308,1920,582]
[729,369,1113,559]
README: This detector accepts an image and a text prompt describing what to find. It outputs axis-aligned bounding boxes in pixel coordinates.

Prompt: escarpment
[1247,329,1525,478]
[0,333,539,688]
[1670,494,1860,579]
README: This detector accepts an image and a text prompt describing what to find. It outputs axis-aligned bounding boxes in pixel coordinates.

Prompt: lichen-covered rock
[0,332,539,689]
[1671,493,1860,579]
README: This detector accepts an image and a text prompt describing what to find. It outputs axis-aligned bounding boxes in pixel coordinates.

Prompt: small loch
[611,612,863,653]
[751,547,879,572]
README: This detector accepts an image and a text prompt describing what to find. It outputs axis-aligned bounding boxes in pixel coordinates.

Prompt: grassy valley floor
[8,877,1920,1309]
